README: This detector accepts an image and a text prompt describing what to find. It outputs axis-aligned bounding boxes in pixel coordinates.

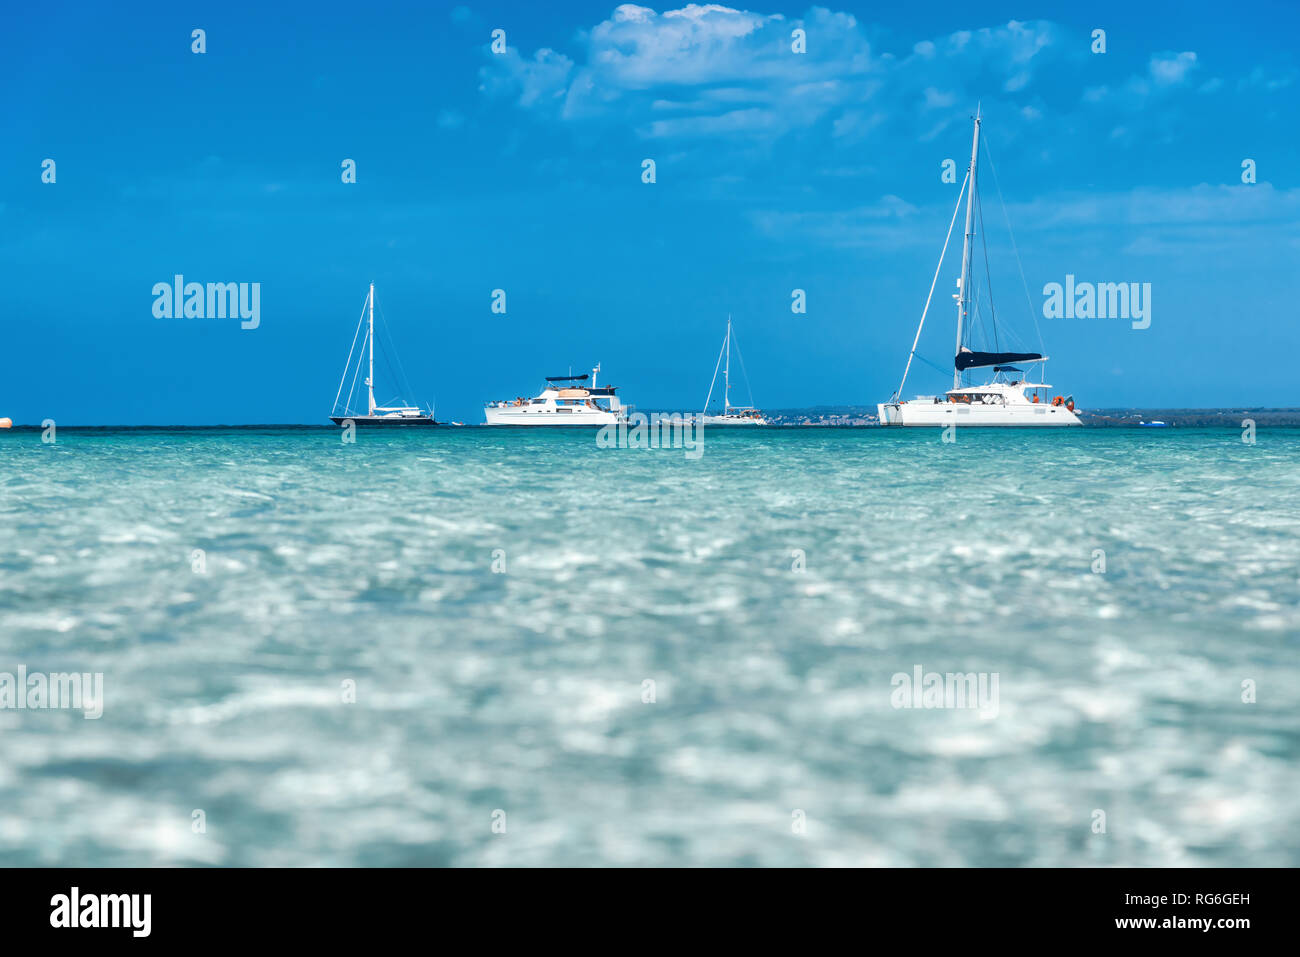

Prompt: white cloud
[1237,65,1297,92]
[480,4,1273,168]
[1080,50,1205,112]
[1150,51,1198,86]
[480,47,575,108]
[750,193,922,249]
[481,5,1064,142]
[750,184,1300,251]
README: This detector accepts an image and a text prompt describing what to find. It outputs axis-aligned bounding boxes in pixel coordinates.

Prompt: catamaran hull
[329,416,438,427]
[484,407,620,426]
[876,403,1081,426]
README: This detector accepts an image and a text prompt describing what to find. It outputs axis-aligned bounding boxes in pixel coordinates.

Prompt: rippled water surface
[1,426,1297,866]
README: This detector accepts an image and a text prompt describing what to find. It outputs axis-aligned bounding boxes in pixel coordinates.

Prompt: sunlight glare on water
[0,427,1297,865]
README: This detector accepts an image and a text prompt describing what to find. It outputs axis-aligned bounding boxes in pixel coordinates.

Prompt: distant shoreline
[758,407,1300,428]
[3,409,1299,430]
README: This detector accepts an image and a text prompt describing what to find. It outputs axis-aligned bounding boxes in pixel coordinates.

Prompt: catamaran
[878,108,1081,427]
[330,283,437,426]
[702,316,767,426]
[484,364,627,426]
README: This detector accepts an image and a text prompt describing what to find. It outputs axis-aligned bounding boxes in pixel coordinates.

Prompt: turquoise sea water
[1,426,1297,866]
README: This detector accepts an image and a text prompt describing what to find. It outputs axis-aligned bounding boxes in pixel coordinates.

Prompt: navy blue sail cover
[955,350,1042,371]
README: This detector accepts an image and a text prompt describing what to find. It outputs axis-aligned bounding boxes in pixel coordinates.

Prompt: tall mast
[724,315,732,411]
[367,282,376,415]
[955,105,981,390]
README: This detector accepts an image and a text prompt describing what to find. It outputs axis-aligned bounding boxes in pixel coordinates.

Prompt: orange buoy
[0,418,11,429]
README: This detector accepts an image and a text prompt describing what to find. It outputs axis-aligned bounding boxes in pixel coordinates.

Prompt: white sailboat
[484,364,627,425]
[878,108,1081,427]
[330,283,437,426]
[702,316,767,426]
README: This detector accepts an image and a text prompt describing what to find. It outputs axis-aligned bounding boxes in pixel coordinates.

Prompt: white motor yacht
[484,365,627,426]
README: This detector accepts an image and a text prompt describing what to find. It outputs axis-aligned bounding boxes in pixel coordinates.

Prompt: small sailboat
[329,283,437,426]
[878,107,1081,426]
[701,316,767,426]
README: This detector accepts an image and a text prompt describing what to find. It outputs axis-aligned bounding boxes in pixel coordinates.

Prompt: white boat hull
[329,415,437,427]
[700,414,767,426]
[484,406,621,426]
[877,401,1081,426]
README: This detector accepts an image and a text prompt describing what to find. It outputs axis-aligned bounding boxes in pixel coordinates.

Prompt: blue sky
[2,0,1298,424]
